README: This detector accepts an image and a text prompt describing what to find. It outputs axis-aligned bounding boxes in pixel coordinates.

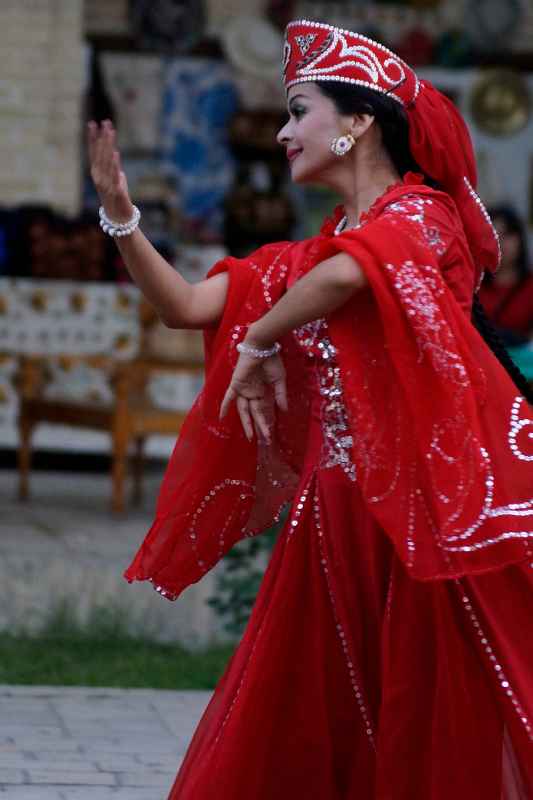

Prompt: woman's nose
[277,121,291,145]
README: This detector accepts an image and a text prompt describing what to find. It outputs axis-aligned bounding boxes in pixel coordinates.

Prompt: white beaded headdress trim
[285,73,407,107]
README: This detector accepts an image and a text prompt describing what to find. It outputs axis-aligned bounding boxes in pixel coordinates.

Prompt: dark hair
[485,204,530,283]
[315,82,532,404]
[315,81,440,188]
[472,296,533,404]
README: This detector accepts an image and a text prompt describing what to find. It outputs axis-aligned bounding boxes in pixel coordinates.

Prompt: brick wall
[0,0,84,214]
[84,0,130,35]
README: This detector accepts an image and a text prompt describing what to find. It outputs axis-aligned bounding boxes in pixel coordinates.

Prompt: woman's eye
[291,106,305,119]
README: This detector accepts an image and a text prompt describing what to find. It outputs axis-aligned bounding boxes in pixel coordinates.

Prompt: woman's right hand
[87,119,134,223]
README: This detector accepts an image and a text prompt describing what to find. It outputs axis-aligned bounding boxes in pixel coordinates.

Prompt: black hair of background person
[484,205,530,284]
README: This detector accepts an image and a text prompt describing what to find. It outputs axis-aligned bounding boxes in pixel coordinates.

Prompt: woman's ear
[348,113,375,139]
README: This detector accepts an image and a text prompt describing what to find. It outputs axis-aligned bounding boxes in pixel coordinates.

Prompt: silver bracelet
[236,341,281,359]
[99,205,141,238]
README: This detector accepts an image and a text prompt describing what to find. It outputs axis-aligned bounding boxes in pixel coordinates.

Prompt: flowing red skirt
[168,397,533,799]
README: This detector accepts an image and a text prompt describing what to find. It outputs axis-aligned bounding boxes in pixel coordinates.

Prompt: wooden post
[111,366,131,514]
[132,436,145,506]
[16,357,41,502]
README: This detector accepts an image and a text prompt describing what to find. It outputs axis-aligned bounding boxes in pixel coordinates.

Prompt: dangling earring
[330,133,356,157]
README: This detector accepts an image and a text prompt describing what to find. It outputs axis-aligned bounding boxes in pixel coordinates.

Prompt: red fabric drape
[124,241,309,598]
[406,81,501,284]
[125,180,533,595]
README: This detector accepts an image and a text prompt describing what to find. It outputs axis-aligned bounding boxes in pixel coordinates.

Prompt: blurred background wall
[0,1,84,213]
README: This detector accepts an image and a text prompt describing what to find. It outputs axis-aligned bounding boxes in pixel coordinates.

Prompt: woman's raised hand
[87,119,134,223]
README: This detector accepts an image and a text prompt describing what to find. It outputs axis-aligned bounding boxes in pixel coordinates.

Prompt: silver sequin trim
[457,582,533,741]
[294,319,356,481]
[314,491,376,748]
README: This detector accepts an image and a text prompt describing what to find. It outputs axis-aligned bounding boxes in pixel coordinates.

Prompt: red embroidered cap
[284,19,420,108]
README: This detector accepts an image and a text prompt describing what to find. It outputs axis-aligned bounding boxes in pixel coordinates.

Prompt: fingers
[219,386,235,420]
[87,119,116,182]
[91,120,106,168]
[249,398,271,443]
[237,396,254,441]
[100,122,116,178]
[87,121,98,164]
[272,377,288,412]
[219,390,271,444]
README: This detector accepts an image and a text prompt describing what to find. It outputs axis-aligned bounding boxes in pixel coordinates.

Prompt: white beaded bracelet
[236,341,281,359]
[99,205,141,238]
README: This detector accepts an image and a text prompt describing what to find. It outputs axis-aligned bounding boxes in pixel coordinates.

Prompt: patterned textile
[0,280,203,447]
[0,280,141,359]
[160,59,238,237]
[100,53,164,151]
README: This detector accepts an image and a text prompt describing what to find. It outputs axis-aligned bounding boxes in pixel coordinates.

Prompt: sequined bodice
[293,318,356,482]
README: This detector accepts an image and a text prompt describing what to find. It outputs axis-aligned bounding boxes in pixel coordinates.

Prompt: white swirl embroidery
[298,31,405,87]
[509,396,533,462]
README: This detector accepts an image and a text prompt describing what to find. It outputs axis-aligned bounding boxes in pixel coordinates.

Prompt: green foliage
[0,605,234,689]
[207,515,285,638]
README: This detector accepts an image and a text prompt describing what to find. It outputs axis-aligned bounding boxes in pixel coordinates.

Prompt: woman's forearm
[246,253,366,346]
[114,229,193,327]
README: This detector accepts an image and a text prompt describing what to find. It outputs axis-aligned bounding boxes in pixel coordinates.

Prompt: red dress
[126,176,533,799]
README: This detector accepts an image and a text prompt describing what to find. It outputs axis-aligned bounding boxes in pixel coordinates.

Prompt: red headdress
[284,19,501,286]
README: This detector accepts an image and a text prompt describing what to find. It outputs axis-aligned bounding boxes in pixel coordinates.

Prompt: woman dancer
[89,19,533,799]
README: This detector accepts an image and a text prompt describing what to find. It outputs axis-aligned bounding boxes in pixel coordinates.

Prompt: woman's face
[277,83,354,185]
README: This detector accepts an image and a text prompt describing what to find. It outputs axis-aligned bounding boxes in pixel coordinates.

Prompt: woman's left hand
[219,344,288,443]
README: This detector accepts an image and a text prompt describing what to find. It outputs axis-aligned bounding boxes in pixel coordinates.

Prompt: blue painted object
[160,59,239,236]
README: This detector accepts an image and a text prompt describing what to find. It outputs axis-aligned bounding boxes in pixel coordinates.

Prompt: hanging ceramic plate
[470,70,530,137]
[221,15,283,81]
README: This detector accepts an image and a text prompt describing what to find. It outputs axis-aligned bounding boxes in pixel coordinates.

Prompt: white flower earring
[330,133,356,156]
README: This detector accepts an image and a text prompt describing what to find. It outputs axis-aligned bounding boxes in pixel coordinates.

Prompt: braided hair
[472,295,533,404]
[316,81,533,405]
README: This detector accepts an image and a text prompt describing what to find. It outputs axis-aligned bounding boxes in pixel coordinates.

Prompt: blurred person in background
[88,18,533,800]
[479,205,533,346]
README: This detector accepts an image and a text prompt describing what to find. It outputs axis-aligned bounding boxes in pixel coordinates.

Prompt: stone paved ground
[0,685,211,799]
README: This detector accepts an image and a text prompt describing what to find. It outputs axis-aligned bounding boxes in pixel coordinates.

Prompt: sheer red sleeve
[124,241,313,599]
